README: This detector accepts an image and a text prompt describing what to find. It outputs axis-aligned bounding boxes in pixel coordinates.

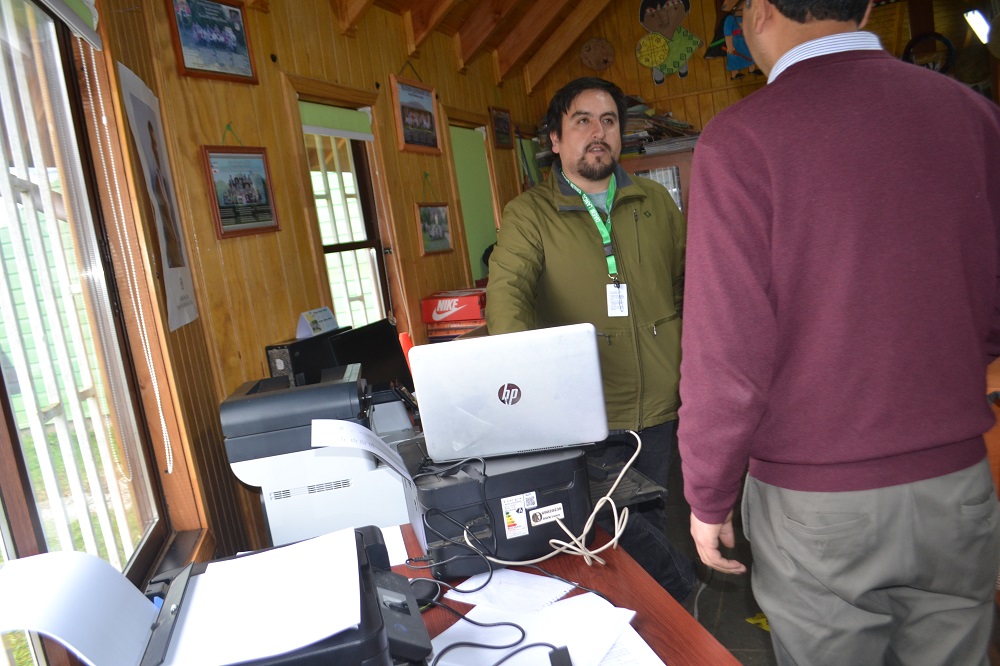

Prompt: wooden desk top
[394,525,740,666]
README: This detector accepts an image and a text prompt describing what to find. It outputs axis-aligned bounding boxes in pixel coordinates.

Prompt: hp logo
[498,383,521,405]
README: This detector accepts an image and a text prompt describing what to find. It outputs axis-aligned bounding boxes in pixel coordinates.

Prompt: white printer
[220,364,420,546]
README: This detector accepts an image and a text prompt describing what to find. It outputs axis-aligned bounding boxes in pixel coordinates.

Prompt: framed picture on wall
[201,146,279,239]
[489,107,514,150]
[166,0,258,84]
[416,203,452,255]
[390,74,442,155]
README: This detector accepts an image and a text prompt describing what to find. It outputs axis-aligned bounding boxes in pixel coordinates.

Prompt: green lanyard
[562,170,618,278]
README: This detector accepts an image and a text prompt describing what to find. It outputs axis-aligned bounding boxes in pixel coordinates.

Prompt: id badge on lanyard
[607,282,628,317]
[562,170,629,318]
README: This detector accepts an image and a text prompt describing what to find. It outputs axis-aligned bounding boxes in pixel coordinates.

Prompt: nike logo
[432,302,467,321]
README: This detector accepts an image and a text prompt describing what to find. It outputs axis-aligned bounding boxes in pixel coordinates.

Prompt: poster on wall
[201,146,279,239]
[117,64,199,332]
[167,0,257,83]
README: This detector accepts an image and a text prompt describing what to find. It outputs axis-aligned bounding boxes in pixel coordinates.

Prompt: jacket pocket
[637,314,682,416]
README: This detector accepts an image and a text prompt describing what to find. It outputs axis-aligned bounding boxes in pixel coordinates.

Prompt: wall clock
[581,37,615,71]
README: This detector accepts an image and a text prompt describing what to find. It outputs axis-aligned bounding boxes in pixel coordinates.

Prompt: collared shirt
[768,30,883,83]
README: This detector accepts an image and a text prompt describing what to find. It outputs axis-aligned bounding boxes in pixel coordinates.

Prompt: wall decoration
[416,203,452,255]
[489,107,514,150]
[390,74,441,155]
[722,0,760,79]
[201,146,279,238]
[581,37,615,71]
[118,64,199,331]
[167,0,257,83]
[637,0,703,83]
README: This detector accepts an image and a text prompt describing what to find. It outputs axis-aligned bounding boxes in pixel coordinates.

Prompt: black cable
[519,564,611,603]
[411,457,486,481]
[427,601,526,666]
[410,510,495,590]
[491,642,559,665]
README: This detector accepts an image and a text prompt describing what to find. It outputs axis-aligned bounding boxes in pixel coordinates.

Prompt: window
[0,2,167,663]
[300,103,389,329]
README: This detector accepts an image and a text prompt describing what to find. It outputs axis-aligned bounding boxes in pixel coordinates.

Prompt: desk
[394,525,740,665]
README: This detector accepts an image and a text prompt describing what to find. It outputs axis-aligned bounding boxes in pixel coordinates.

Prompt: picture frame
[416,203,452,255]
[390,74,442,155]
[201,146,279,239]
[166,0,258,84]
[489,106,514,150]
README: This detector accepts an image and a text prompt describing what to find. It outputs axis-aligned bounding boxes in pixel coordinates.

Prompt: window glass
[0,6,160,649]
[303,132,386,328]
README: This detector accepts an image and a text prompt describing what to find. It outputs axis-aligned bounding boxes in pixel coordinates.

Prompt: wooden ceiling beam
[523,0,613,94]
[403,0,461,55]
[493,0,571,83]
[332,0,376,36]
[454,0,521,71]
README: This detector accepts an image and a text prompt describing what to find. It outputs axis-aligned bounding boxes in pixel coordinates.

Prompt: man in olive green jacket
[486,77,696,602]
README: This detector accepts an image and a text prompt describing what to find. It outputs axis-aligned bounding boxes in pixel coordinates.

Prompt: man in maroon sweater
[678,0,1000,661]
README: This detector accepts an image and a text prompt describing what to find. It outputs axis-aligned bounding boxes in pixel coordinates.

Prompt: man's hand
[690,511,747,574]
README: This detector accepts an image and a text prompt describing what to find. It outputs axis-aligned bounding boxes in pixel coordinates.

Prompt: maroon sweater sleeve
[679,127,774,524]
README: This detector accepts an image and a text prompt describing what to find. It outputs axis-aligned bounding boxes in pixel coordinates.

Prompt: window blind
[299,101,374,142]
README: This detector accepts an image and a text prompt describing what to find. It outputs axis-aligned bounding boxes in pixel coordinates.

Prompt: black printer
[143,526,431,666]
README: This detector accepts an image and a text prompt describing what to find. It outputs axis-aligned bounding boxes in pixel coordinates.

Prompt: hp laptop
[408,323,609,462]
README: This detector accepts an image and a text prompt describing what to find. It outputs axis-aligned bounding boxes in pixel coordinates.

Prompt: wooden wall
[529,0,936,132]
[100,0,537,555]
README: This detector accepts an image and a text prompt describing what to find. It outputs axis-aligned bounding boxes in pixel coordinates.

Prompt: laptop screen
[408,323,608,462]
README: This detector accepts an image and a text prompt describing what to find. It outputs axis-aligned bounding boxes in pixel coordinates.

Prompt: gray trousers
[743,459,1000,666]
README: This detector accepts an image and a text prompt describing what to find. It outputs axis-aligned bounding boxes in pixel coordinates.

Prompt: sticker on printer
[501,494,530,539]
[529,503,565,526]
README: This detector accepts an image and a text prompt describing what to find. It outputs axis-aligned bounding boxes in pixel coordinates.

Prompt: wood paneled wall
[100,0,537,554]
[529,0,919,132]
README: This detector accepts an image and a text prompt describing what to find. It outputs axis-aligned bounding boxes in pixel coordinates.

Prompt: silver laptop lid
[409,323,608,462]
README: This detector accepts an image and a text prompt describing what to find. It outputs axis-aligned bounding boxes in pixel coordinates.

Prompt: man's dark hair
[544,77,628,142]
[766,0,867,24]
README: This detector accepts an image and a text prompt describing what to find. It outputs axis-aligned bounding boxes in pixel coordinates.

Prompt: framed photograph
[166,0,257,83]
[390,74,441,155]
[201,146,279,239]
[489,107,514,150]
[416,203,452,255]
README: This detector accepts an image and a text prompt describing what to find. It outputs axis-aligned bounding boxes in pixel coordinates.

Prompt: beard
[573,143,617,182]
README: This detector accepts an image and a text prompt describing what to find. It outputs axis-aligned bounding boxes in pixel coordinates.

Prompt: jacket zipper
[609,203,644,431]
[653,312,680,336]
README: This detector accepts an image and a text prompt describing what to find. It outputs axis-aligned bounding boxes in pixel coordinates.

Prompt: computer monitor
[328,319,415,394]
[264,326,349,387]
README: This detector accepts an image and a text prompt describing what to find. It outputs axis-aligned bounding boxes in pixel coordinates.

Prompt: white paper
[0,550,158,666]
[431,592,633,666]
[312,418,413,481]
[162,528,360,666]
[599,625,666,665]
[446,569,573,611]
[296,307,338,338]
[383,524,409,566]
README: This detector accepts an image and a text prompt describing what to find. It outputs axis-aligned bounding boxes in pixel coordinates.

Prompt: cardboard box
[421,289,486,323]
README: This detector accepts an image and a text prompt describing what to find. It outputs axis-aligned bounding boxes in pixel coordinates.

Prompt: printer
[221,364,420,546]
[142,526,432,666]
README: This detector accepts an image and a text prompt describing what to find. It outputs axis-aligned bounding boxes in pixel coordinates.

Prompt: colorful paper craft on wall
[636,0,703,83]
[722,0,761,78]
